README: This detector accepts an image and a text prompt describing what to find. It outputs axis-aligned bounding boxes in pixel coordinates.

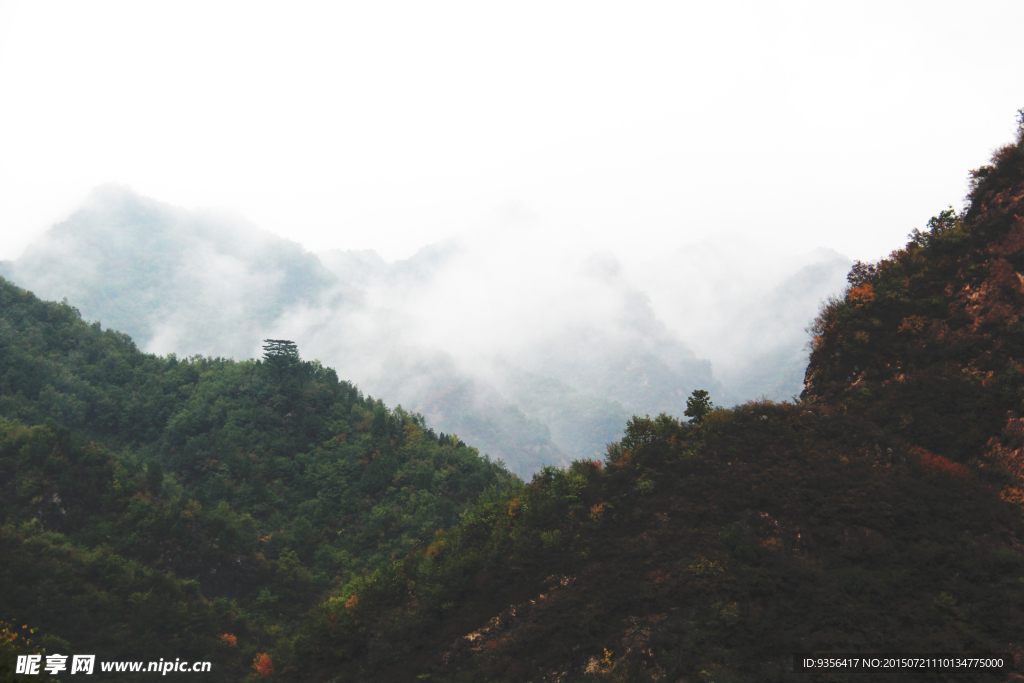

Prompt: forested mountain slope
[0,185,849,473]
[291,408,1024,682]
[5,117,1023,683]
[803,124,1024,475]
[0,279,514,680]
[273,117,1024,682]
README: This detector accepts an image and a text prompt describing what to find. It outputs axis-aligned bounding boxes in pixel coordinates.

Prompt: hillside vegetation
[804,117,1024,473]
[0,185,850,472]
[270,115,1024,682]
[0,282,512,680]
[288,407,1024,682]
[5,114,1024,682]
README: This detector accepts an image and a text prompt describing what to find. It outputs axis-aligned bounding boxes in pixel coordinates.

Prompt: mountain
[5,118,1024,681]
[273,116,1024,682]
[0,184,338,361]
[636,242,853,405]
[0,186,851,475]
[803,137,1024,470]
[0,278,514,680]
[0,193,569,475]
[306,246,723,470]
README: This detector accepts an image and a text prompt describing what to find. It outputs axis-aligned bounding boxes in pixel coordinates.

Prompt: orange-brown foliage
[898,316,927,335]
[848,284,875,306]
[1000,488,1024,505]
[219,633,237,647]
[912,447,970,479]
[253,653,274,677]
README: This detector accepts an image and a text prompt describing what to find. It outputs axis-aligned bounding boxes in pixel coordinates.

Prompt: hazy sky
[1,0,1023,264]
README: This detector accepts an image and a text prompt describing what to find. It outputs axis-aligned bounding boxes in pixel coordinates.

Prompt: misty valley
[5,118,1024,681]
[0,185,849,478]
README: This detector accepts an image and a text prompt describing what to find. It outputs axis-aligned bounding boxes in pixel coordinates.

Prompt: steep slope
[280,118,1024,682]
[803,114,1024,473]
[289,408,1024,682]
[0,278,515,680]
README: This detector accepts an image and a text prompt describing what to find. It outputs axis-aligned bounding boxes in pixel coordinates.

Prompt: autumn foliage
[847,283,875,305]
[913,447,970,479]
[289,403,1024,682]
[253,652,274,677]
[5,111,1024,683]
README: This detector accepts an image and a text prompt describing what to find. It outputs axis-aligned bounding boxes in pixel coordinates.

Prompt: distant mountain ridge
[268,111,1024,683]
[1,184,337,359]
[6,120,1023,683]
[0,186,848,474]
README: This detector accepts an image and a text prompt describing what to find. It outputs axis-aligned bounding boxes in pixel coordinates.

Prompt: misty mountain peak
[4,186,337,359]
[2,187,852,474]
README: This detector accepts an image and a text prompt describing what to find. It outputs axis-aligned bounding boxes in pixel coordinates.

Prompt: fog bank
[1,187,850,475]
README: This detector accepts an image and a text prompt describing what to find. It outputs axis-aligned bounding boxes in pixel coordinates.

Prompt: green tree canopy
[683,389,713,423]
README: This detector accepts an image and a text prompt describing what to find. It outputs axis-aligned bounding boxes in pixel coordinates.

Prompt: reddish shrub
[254,653,274,677]
[912,447,970,479]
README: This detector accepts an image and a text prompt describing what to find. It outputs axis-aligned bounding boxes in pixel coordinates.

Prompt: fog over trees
[0,186,849,475]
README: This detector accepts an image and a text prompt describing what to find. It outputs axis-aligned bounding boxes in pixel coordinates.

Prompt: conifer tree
[684,389,713,423]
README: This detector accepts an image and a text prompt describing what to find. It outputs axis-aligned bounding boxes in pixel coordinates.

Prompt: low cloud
[1,187,850,475]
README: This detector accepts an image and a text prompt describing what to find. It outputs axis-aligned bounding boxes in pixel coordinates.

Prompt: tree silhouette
[684,389,713,424]
[262,339,298,361]
[262,339,300,376]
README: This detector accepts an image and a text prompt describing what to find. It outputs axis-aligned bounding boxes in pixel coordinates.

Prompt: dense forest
[0,286,513,681]
[4,112,1024,682]
[275,113,1024,681]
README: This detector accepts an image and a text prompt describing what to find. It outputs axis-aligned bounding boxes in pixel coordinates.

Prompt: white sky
[1,0,1022,264]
